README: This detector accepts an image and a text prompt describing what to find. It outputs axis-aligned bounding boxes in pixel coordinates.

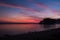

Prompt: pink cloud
[0,3,29,10]
[0,3,59,19]
[53,2,60,5]
[20,12,41,20]
[0,3,42,22]
[52,9,58,13]
[27,0,34,2]
[0,3,41,15]
[36,3,48,9]
[0,3,39,12]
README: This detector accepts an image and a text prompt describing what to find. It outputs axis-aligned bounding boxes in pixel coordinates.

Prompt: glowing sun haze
[0,0,60,23]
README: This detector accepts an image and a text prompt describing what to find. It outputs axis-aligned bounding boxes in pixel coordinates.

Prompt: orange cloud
[0,16,40,23]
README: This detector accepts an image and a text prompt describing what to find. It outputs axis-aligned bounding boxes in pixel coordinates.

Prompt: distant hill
[39,18,60,24]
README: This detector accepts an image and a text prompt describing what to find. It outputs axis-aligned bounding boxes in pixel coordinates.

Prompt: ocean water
[0,24,60,36]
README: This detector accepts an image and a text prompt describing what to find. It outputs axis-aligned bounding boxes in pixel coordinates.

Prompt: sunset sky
[0,0,60,23]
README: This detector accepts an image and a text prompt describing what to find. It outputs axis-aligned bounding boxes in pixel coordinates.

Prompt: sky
[0,0,60,23]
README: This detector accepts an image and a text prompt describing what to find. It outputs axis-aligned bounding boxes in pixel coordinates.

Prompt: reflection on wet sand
[0,24,60,36]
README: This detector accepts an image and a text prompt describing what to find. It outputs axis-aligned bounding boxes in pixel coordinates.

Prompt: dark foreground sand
[0,28,60,40]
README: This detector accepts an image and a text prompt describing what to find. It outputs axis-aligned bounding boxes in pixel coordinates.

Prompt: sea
[0,24,60,36]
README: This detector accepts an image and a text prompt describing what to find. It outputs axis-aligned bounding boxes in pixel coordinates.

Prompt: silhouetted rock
[39,18,56,24]
[56,19,60,24]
